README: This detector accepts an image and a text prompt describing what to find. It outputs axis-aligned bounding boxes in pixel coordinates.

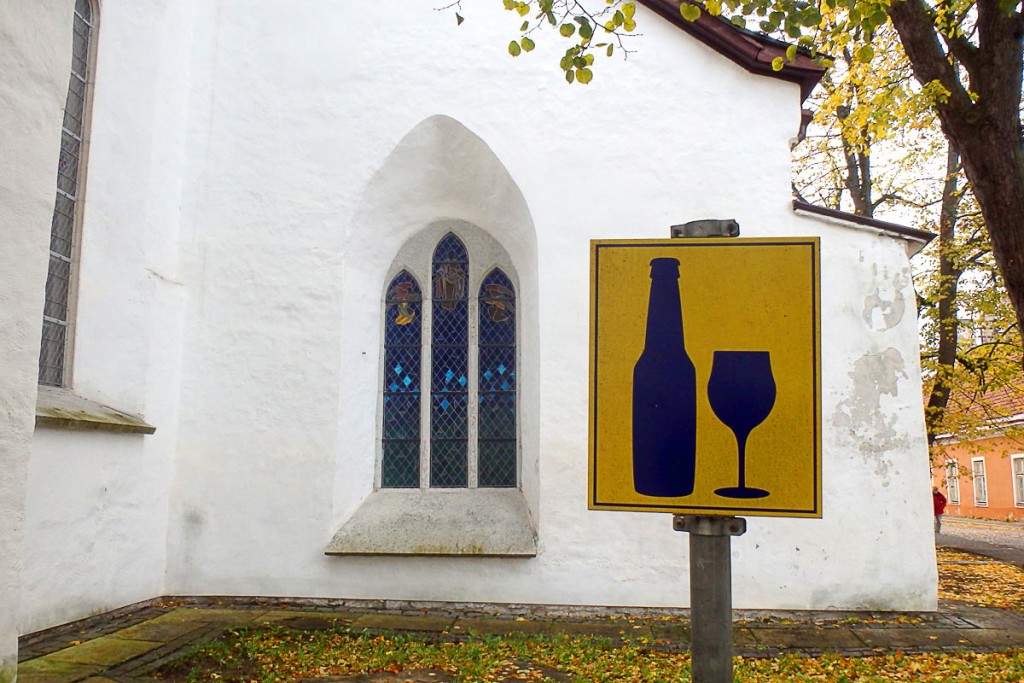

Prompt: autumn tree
[786,14,1023,447]
[467,0,1024,366]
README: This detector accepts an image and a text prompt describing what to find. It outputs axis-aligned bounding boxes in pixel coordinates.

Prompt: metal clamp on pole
[674,515,746,683]
[670,219,740,239]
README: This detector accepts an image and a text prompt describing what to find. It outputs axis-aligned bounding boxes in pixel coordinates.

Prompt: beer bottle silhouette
[632,257,697,497]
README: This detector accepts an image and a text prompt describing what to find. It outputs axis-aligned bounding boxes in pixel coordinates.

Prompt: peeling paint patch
[862,266,908,331]
[832,348,908,456]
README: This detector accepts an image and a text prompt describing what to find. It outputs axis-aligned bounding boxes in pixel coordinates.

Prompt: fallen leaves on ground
[937,547,1024,610]
[154,549,1024,682]
[156,628,1024,683]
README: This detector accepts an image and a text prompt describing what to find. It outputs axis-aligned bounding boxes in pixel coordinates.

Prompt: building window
[380,271,422,488]
[946,461,960,505]
[430,234,470,487]
[379,231,518,490]
[40,0,95,386]
[972,457,988,506]
[1013,455,1024,507]
[477,269,517,487]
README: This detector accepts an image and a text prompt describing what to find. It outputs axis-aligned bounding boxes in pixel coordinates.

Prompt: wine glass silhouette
[707,350,776,499]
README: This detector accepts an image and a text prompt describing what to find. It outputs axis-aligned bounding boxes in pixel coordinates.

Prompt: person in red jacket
[933,487,948,534]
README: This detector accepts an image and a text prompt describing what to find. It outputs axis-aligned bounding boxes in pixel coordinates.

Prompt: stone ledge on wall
[35,386,155,435]
[326,488,537,557]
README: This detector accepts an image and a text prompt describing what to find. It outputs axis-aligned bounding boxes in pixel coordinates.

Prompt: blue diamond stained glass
[381,271,422,488]
[431,234,469,487]
[478,269,516,488]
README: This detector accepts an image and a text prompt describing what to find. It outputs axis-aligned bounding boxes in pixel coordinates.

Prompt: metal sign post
[673,221,744,683]
[674,514,745,683]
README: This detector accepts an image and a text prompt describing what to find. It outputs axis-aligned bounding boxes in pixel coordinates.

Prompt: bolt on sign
[589,238,822,518]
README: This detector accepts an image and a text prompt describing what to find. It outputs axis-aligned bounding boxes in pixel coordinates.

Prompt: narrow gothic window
[478,270,517,487]
[430,234,470,487]
[40,0,96,386]
[381,271,422,488]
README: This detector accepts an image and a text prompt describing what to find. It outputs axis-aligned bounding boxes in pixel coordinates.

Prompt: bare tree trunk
[925,146,964,445]
[836,104,873,217]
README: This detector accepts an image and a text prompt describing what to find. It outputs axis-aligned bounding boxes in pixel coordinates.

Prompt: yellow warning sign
[589,238,821,518]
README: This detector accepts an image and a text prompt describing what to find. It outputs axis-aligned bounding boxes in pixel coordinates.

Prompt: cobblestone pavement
[16,594,1024,683]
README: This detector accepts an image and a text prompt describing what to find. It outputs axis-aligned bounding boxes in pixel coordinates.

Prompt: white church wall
[161,0,934,610]
[0,1,73,673]
[18,0,198,633]
[2,0,935,637]
[20,431,169,634]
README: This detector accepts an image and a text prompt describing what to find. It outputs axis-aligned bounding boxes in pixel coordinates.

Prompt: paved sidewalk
[944,515,1024,530]
[940,517,1024,567]
[16,592,1024,683]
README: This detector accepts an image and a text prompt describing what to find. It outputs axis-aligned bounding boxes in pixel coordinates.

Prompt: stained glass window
[380,233,519,491]
[381,271,422,488]
[40,0,95,386]
[430,234,469,487]
[478,270,517,487]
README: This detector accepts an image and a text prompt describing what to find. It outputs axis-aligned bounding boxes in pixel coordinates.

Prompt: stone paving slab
[750,625,866,650]
[849,627,976,650]
[731,628,759,649]
[17,608,168,664]
[957,628,1024,648]
[103,618,208,643]
[256,609,361,626]
[351,614,455,633]
[452,618,553,636]
[43,638,163,667]
[108,623,231,679]
[943,605,1024,629]
[142,607,268,625]
[649,622,690,644]
[549,621,638,640]
[17,657,103,683]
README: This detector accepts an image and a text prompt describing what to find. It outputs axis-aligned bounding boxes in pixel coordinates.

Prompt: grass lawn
[154,548,1024,682]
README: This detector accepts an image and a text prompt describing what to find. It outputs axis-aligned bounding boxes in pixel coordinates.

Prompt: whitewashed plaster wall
[0,2,72,673]
[18,0,197,633]
[163,0,935,610]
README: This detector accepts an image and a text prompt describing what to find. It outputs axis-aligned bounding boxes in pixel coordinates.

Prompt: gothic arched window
[379,231,518,490]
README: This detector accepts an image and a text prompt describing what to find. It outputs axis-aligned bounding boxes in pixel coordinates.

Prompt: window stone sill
[325,488,537,557]
[35,386,156,435]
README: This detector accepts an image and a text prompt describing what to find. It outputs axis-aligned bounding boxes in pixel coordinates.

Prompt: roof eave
[793,200,936,257]
[638,0,826,102]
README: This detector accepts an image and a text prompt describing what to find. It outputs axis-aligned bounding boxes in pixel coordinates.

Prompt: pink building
[932,390,1024,521]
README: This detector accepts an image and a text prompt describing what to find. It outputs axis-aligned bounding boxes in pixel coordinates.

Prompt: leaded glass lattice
[430,234,469,487]
[478,269,517,487]
[381,271,422,488]
[40,0,94,387]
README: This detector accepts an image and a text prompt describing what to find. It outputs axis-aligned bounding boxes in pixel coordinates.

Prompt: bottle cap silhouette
[649,258,680,279]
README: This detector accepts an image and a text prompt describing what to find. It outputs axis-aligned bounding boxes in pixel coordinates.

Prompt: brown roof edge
[638,0,825,102]
[793,200,936,245]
